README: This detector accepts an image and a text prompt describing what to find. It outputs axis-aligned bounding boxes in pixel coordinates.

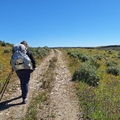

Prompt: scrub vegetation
[1,40,120,119]
[62,47,120,119]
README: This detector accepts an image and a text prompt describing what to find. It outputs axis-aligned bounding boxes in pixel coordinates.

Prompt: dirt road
[48,49,81,120]
[0,49,82,120]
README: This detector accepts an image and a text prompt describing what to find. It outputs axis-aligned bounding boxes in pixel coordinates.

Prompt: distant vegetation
[62,47,120,119]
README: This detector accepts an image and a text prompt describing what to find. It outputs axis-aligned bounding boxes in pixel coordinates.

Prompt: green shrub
[107,65,120,76]
[29,47,50,59]
[106,61,120,76]
[1,42,7,46]
[94,55,103,60]
[107,50,113,54]
[90,59,100,69]
[117,52,120,58]
[72,62,99,86]
[67,51,79,59]
[67,50,90,62]
[3,49,11,53]
[79,54,90,62]
[106,61,117,67]
[0,40,13,47]
[117,55,120,59]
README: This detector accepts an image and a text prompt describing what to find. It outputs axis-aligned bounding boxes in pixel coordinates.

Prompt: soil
[0,49,83,120]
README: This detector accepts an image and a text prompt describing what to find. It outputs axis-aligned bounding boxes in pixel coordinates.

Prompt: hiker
[11,40,36,104]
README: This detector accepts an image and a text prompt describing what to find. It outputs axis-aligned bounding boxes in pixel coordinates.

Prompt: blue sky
[0,0,120,47]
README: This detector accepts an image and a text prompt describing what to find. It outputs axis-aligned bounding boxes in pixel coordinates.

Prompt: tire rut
[49,49,81,120]
[0,50,55,120]
[0,49,82,120]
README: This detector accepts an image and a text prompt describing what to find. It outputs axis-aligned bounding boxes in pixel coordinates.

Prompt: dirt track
[0,49,82,120]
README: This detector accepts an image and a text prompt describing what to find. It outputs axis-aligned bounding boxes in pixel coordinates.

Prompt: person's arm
[27,50,36,70]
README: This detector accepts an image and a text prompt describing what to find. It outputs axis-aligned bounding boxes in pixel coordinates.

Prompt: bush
[107,65,120,76]
[94,55,103,60]
[106,61,117,67]
[67,51,79,59]
[117,52,120,59]
[29,47,50,59]
[80,54,90,62]
[107,50,113,54]
[72,62,99,86]
[90,59,100,69]
[4,49,11,53]
[0,40,13,47]
[1,43,6,46]
[106,61,120,76]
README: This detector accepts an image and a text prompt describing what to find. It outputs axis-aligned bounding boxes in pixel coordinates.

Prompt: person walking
[11,40,36,104]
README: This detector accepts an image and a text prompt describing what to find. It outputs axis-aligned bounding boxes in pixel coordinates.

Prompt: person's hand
[11,69,14,74]
[33,68,36,71]
[30,69,34,73]
[30,68,36,73]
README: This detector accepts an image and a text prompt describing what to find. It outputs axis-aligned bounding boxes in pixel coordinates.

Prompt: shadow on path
[0,96,23,111]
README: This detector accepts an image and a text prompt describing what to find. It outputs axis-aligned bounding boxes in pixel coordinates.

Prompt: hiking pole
[0,71,13,101]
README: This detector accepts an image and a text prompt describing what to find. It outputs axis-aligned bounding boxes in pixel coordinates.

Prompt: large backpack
[10,44,32,71]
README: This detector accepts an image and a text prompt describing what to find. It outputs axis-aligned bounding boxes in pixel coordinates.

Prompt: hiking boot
[22,98,28,104]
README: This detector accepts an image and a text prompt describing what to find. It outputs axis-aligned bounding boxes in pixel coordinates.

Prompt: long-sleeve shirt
[26,49,36,70]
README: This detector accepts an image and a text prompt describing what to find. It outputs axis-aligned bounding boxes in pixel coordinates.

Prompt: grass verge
[62,48,120,119]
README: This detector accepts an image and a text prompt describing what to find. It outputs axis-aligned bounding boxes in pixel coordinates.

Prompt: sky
[0,0,120,47]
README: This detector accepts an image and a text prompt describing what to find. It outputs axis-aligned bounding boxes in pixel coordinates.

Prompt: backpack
[10,44,32,71]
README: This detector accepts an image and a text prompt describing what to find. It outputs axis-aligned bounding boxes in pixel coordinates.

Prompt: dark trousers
[16,69,31,99]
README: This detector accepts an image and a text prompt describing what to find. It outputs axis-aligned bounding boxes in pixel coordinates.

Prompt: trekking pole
[0,71,13,101]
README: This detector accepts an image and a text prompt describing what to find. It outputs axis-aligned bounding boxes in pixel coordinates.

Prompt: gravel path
[48,49,81,120]
[0,49,82,120]
[0,50,55,120]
